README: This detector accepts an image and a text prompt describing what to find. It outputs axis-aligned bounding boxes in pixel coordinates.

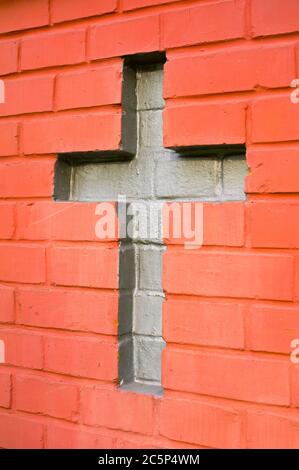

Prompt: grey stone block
[155,158,221,199]
[119,334,134,385]
[134,292,164,336]
[138,245,164,292]
[137,65,164,111]
[223,156,248,200]
[135,336,165,383]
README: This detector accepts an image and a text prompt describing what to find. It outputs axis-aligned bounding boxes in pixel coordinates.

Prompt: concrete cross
[55,55,247,395]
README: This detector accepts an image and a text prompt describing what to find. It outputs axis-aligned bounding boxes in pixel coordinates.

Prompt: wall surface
[0,0,299,449]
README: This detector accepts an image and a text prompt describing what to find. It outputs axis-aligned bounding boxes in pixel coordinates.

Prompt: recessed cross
[54,53,247,395]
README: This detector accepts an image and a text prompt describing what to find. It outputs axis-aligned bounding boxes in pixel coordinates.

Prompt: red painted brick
[161,0,245,48]
[82,387,155,434]
[251,95,299,143]
[0,287,14,323]
[246,411,299,449]
[0,122,18,157]
[123,0,180,9]
[164,250,294,301]
[15,375,79,421]
[0,0,49,34]
[165,46,294,97]
[48,246,118,289]
[164,103,246,148]
[163,299,245,349]
[56,63,122,111]
[22,113,121,155]
[16,201,117,242]
[248,304,299,354]
[0,160,54,198]
[0,244,45,284]
[44,335,117,380]
[0,76,53,117]
[17,288,118,335]
[0,40,18,76]
[164,202,244,247]
[0,414,43,449]
[204,203,245,246]
[246,148,299,193]
[52,0,117,23]
[0,372,11,408]
[21,30,85,71]
[88,16,160,60]
[0,203,15,239]
[251,0,299,37]
[0,329,43,369]
[293,257,299,301]
[46,423,115,449]
[163,349,290,405]
[248,202,299,248]
[160,397,243,448]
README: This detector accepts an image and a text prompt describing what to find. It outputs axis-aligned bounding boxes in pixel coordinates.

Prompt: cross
[55,53,247,395]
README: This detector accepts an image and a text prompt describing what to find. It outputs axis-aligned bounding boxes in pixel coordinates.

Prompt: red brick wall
[0,0,299,449]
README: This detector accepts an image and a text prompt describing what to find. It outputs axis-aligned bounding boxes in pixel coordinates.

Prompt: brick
[246,148,299,193]
[0,287,14,323]
[124,0,180,9]
[21,30,85,71]
[0,40,18,76]
[204,203,245,246]
[164,103,246,148]
[22,113,121,155]
[46,423,115,449]
[252,0,299,37]
[52,0,117,23]
[163,299,245,349]
[0,245,45,284]
[251,95,299,143]
[0,372,10,408]
[0,203,15,239]
[0,160,54,198]
[163,349,290,405]
[44,335,117,380]
[164,202,244,247]
[293,257,299,301]
[15,375,78,421]
[165,46,294,97]
[0,414,43,449]
[248,202,299,248]
[246,411,299,449]
[0,122,18,157]
[161,0,245,48]
[0,0,49,34]
[114,434,160,450]
[0,329,43,369]
[48,246,118,289]
[164,250,293,301]
[160,397,243,448]
[0,76,53,117]
[81,387,155,434]
[88,16,159,60]
[16,201,117,242]
[17,288,118,335]
[56,63,122,111]
[248,304,299,354]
